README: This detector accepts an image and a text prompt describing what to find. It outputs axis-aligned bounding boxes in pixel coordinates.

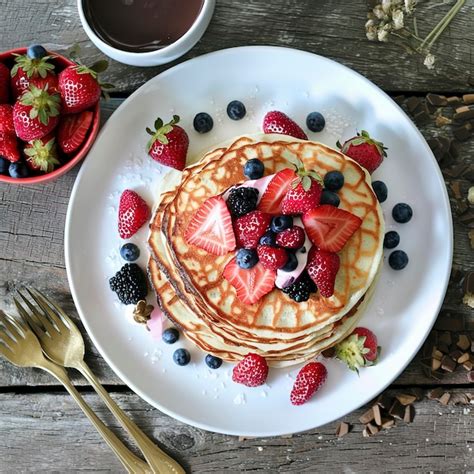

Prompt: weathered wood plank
[0,0,472,93]
[0,388,472,472]
[1,97,473,387]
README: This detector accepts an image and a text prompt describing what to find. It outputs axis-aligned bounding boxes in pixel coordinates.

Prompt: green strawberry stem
[20,84,60,125]
[24,137,59,173]
[11,53,55,78]
[286,155,323,191]
[146,115,180,151]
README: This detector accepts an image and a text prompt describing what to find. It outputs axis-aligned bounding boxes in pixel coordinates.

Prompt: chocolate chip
[367,423,380,435]
[376,393,394,410]
[439,392,451,405]
[439,331,453,345]
[441,355,457,372]
[457,334,471,351]
[428,387,444,400]
[457,353,470,364]
[335,421,351,438]
[463,94,474,105]
[459,211,474,227]
[450,181,463,199]
[396,393,417,406]
[447,96,462,106]
[453,123,473,141]
[359,408,375,424]
[432,358,442,371]
[406,96,423,113]
[372,404,383,425]
[449,349,464,361]
[413,110,431,125]
[454,106,474,121]
[427,93,448,106]
[463,360,474,372]
[393,95,406,105]
[389,400,405,420]
[403,405,415,423]
[381,418,395,429]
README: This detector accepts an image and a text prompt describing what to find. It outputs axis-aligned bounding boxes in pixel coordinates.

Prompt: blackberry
[282,272,317,303]
[227,187,259,217]
[109,263,148,305]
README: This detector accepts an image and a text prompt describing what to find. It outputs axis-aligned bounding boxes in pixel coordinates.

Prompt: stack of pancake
[148,134,384,367]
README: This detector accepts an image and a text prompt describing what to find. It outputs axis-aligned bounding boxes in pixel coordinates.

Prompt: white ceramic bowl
[77,0,215,67]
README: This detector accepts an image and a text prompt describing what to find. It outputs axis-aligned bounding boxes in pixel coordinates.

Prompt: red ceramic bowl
[0,47,100,185]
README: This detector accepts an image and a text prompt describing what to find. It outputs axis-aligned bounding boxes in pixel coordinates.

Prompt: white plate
[65,46,452,437]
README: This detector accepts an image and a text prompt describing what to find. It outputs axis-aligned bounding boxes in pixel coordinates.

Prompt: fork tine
[28,288,68,331]
[14,296,46,338]
[20,289,58,336]
[0,341,14,360]
[34,288,74,328]
[0,311,25,339]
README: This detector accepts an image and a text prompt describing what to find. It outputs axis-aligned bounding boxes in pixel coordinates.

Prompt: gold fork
[0,309,151,473]
[15,288,184,474]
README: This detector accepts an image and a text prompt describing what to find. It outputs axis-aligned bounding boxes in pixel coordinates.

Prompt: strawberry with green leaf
[13,84,61,141]
[24,135,60,173]
[10,52,57,99]
[146,115,189,171]
[337,130,387,174]
[58,59,113,114]
[280,156,323,215]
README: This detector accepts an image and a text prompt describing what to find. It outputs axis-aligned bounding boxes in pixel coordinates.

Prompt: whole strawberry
[335,327,379,372]
[146,115,189,171]
[338,130,387,174]
[232,353,268,387]
[0,133,20,163]
[0,104,15,135]
[306,247,340,298]
[13,84,60,141]
[234,210,271,249]
[0,63,10,103]
[24,135,60,173]
[10,51,57,99]
[263,111,308,140]
[257,245,288,271]
[58,60,108,114]
[280,158,323,215]
[118,189,150,239]
[290,362,327,406]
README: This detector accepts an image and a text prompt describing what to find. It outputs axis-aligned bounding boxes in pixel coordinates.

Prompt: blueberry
[173,348,190,366]
[320,189,340,207]
[162,328,179,344]
[227,100,246,120]
[306,111,326,132]
[281,252,298,272]
[259,230,277,247]
[120,243,140,262]
[271,215,293,233]
[392,203,413,223]
[27,44,47,59]
[324,171,344,191]
[236,248,258,269]
[0,157,9,175]
[193,112,213,133]
[244,158,264,180]
[384,231,400,249]
[8,162,29,178]
[205,354,222,369]
[372,181,388,203]
[388,250,409,270]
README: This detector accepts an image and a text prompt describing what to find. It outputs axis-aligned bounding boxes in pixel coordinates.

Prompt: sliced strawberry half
[185,196,236,256]
[302,205,362,253]
[223,259,276,305]
[57,111,93,154]
[258,168,296,214]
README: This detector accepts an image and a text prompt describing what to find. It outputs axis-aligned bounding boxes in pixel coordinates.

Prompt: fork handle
[40,359,152,474]
[77,361,185,474]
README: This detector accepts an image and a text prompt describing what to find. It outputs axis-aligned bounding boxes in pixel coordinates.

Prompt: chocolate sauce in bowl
[82,0,204,53]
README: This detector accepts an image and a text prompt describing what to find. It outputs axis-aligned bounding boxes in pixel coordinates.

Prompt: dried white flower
[373,5,389,20]
[404,0,416,14]
[381,0,393,13]
[392,9,404,30]
[377,24,392,42]
[423,53,436,70]
[365,19,378,41]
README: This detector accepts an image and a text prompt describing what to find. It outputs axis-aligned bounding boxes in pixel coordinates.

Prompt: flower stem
[418,0,465,51]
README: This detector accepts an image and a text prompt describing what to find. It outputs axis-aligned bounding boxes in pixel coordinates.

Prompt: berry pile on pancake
[148,133,384,367]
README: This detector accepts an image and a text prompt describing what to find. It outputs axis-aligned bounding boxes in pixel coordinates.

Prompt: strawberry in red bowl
[0,45,103,185]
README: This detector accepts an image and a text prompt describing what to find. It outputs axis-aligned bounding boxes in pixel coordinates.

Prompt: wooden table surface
[1,1,473,472]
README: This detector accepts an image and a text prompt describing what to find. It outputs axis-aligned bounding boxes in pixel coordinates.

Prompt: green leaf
[302,175,311,192]
[90,60,109,74]
[100,83,115,89]
[160,125,173,135]
[172,115,180,124]
[154,118,163,130]
[145,127,154,136]
[66,43,81,61]
[30,108,38,119]
[335,140,342,149]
